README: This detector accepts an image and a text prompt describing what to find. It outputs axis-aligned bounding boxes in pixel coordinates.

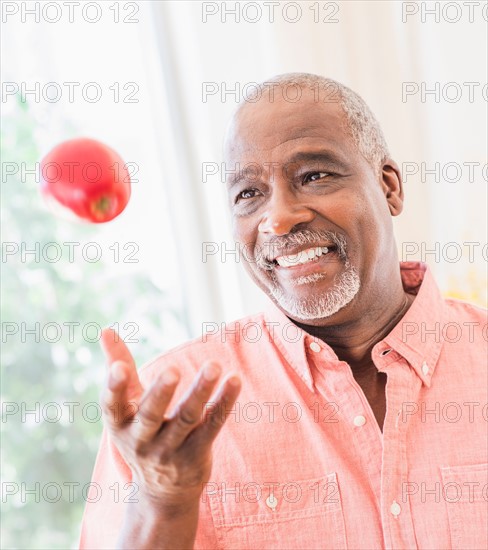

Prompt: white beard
[267,261,361,321]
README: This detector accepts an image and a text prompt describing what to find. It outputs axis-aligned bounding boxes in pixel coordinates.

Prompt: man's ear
[381,159,404,216]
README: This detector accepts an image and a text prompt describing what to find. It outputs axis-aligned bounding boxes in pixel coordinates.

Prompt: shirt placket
[307,340,384,530]
[338,357,384,509]
[379,357,423,550]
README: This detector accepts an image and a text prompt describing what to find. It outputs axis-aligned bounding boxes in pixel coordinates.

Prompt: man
[80,74,487,549]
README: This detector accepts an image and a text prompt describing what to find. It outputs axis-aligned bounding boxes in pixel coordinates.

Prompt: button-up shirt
[79,262,488,549]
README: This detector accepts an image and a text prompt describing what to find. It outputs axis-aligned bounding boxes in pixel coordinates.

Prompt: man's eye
[303,172,330,183]
[236,188,259,202]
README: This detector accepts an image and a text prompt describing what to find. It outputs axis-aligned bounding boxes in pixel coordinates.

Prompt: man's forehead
[224,93,349,160]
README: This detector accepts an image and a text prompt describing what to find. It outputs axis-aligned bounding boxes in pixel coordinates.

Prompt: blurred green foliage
[1,95,188,549]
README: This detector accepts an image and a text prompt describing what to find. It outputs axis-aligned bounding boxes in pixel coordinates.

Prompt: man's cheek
[239,241,256,265]
[243,257,271,285]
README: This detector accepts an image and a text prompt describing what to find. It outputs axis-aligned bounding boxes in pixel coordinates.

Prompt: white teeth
[276,256,294,267]
[276,246,330,267]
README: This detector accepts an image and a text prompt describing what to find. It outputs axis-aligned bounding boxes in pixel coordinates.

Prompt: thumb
[100,327,143,399]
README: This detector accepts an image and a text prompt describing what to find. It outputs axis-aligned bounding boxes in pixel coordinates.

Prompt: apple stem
[91,196,112,219]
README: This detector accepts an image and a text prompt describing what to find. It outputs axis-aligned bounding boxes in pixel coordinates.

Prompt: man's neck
[293,291,415,374]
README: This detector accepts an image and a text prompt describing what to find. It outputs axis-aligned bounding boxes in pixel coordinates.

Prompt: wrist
[132,482,201,517]
[117,492,200,550]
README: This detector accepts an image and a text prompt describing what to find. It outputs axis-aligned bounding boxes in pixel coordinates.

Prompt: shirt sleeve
[79,427,132,549]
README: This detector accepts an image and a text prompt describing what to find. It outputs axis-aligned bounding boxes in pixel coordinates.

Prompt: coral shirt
[79,262,488,549]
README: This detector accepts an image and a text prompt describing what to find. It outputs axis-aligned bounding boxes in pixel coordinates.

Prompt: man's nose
[257,189,315,236]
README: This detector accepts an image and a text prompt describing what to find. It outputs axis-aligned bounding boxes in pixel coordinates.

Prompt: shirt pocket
[440,463,488,550]
[206,472,347,550]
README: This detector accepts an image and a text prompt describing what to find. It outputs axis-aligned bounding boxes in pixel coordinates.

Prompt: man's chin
[265,262,361,322]
[274,295,355,323]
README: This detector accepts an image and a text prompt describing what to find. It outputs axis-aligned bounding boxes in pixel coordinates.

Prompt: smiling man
[80,74,487,550]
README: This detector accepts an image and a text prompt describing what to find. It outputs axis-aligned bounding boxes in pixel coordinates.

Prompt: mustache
[255,229,348,271]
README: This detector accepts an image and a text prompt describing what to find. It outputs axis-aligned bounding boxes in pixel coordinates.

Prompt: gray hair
[234,72,390,175]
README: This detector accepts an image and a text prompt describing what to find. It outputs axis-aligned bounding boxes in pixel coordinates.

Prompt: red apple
[40,138,131,223]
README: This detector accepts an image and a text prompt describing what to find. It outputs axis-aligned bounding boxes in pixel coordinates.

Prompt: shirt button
[266,494,278,511]
[421,361,429,375]
[390,500,401,517]
[309,342,321,353]
[353,415,367,427]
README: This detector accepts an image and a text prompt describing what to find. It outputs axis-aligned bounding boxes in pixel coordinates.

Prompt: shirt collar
[378,262,445,388]
[263,262,445,390]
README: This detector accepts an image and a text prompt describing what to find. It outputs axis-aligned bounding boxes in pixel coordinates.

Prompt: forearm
[116,495,200,550]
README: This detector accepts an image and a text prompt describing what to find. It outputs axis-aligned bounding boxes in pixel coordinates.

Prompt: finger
[162,361,222,449]
[100,327,143,401]
[100,360,135,431]
[100,328,135,368]
[194,373,241,446]
[133,368,180,444]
